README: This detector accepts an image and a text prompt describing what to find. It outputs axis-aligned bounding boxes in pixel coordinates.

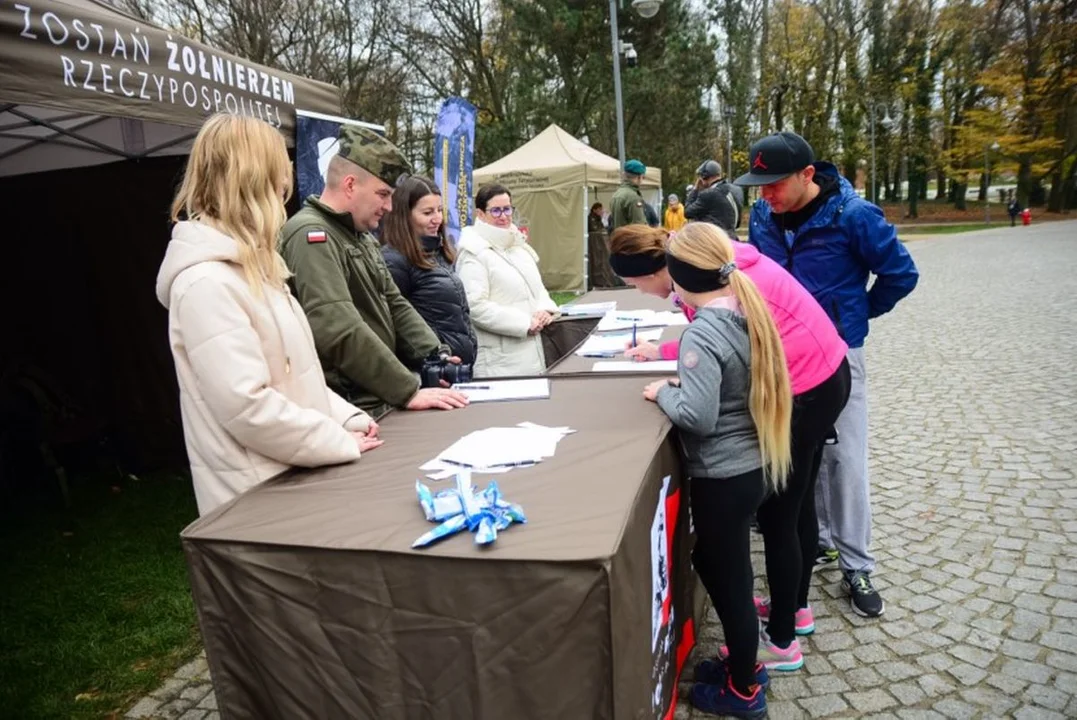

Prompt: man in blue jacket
[736,131,918,619]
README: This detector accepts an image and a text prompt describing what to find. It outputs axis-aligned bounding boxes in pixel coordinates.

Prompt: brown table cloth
[182,375,702,720]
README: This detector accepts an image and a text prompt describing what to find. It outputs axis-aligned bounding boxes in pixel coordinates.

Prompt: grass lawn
[900,222,1012,235]
[551,291,579,305]
[0,471,201,720]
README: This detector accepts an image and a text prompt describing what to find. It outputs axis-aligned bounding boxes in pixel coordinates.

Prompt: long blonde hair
[171,114,293,295]
[669,223,792,491]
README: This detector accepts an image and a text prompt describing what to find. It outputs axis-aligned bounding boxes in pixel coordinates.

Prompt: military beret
[337,125,413,187]
[624,159,647,176]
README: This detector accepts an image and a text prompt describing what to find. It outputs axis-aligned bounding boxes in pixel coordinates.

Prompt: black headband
[608,251,666,278]
[665,252,736,293]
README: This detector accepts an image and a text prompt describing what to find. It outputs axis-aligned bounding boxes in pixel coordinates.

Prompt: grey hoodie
[656,306,761,479]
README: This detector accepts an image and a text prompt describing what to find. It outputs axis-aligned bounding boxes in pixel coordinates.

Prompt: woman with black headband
[642,222,790,717]
[624,223,851,713]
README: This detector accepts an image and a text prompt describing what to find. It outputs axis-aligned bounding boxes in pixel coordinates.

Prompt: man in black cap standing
[736,131,919,620]
[685,160,740,234]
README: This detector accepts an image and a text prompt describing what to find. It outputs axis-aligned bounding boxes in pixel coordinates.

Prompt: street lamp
[609,0,663,169]
[723,106,735,179]
[985,141,1000,223]
[867,102,893,205]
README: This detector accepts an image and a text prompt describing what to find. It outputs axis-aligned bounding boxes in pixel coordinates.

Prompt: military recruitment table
[181,290,702,720]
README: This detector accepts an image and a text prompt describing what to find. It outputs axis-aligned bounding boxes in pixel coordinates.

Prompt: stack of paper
[595,309,689,332]
[453,379,550,403]
[421,422,576,478]
[574,329,663,357]
[559,301,618,317]
[591,360,679,373]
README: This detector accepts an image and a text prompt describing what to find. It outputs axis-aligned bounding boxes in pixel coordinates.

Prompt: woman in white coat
[455,184,559,377]
[156,114,383,516]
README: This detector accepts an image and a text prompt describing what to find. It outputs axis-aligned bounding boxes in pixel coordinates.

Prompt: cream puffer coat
[156,221,372,516]
[455,220,559,377]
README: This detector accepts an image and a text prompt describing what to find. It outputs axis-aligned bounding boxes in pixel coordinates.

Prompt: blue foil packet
[475,514,498,545]
[412,514,468,548]
[412,472,526,549]
[456,471,485,530]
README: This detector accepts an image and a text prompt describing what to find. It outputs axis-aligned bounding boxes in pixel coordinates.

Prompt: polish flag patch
[307,230,327,244]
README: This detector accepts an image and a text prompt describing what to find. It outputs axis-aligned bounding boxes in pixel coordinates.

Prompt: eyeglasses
[486,206,513,218]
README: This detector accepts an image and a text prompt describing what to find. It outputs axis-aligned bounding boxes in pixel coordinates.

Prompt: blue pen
[631,322,637,348]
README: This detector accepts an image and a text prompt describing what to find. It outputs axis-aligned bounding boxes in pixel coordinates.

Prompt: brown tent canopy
[0,0,343,482]
[0,0,340,176]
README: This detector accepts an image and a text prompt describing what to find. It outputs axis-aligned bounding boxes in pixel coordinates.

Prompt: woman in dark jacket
[381,176,478,364]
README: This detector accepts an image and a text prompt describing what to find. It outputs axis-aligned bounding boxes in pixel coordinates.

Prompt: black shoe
[813,546,839,570]
[842,570,885,617]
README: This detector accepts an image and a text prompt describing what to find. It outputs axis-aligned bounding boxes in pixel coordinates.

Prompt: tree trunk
[1017,158,1033,207]
[908,175,919,218]
[936,168,947,200]
[953,181,968,210]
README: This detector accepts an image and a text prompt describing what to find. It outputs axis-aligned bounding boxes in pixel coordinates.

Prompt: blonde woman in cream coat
[456,184,560,377]
[156,114,382,516]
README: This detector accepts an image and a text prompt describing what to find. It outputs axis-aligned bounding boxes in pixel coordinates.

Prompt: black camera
[420,354,473,388]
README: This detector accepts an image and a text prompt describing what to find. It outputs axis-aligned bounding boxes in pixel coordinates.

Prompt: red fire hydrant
[1021,209,1031,226]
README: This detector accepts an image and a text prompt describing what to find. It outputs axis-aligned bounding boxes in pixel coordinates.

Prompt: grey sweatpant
[815,347,875,574]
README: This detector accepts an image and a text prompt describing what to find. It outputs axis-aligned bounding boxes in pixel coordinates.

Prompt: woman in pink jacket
[609,223,850,675]
[156,114,383,516]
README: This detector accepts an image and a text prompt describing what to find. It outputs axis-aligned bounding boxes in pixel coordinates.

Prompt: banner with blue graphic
[296,111,385,202]
[432,98,477,245]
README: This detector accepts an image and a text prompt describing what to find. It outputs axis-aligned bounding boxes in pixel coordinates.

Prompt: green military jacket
[609,182,647,231]
[280,196,443,417]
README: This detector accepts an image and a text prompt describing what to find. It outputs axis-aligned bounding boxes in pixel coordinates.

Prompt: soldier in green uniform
[280,126,469,417]
[608,159,649,231]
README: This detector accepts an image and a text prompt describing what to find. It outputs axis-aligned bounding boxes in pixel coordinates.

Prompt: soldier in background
[609,159,649,232]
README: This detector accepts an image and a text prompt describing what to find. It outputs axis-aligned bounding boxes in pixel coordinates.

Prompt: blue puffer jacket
[747,162,919,348]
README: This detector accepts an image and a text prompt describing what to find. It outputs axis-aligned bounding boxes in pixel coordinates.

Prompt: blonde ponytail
[669,223,793,491]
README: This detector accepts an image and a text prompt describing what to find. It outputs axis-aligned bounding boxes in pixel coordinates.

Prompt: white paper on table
[436,428,545,469]
[595,309,655,332]
[420,460,511,479]
[452,378,551,403]
[422,423,576,473]
[575,329,663,356]
[591,360,679,373]
[559,301,617,316]
[595,309,688,332]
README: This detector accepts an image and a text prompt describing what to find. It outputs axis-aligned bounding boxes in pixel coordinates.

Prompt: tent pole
[582,186,590,293]
[7,108,136,161]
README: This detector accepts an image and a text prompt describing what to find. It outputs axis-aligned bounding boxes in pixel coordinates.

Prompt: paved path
[129,221,1077,719]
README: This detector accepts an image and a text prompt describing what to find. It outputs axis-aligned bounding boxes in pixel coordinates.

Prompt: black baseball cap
[734,132,815,186]
[697,160,722,179]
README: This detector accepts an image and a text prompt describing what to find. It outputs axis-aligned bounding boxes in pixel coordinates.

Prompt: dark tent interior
[1,157,190,502]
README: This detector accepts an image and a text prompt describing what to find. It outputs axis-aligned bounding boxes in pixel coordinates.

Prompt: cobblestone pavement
[129,221,1077,719]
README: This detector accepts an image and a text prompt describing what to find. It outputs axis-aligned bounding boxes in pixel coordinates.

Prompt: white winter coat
[455,220,559,377]
[156,221,372,516]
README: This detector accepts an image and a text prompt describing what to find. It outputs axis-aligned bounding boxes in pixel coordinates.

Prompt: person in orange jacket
[663,193,687,231]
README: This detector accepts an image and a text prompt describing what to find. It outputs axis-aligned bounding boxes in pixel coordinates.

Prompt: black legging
[691,469,766,693]
[756,358,852,646]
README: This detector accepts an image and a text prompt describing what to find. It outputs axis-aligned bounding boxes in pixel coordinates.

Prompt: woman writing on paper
[620,223,849,683]
[456,184,560,377]
[156,114,382,516]
[381,176,478,365]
